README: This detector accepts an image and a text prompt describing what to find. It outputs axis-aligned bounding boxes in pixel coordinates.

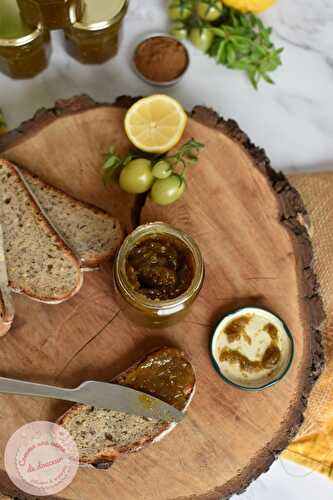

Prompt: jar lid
[70,0,127,31]
[0,0,44,48]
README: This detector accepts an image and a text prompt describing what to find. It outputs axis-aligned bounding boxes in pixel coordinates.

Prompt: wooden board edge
[0,95,141,229]
[0,96,325,500]
[185,105,326,500]
[0,95,138,153]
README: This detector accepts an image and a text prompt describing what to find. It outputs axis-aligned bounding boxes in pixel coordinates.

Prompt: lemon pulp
[124,95,187,154]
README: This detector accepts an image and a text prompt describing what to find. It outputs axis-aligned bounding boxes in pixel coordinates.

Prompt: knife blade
[73,381,184,422]
[0,377,184,422]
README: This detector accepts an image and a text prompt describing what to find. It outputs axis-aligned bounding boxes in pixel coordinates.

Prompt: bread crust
[20,168,124,268]
[0,159,83,303]
[0,288,14,336]
[0,318,13,336]
[0,229,14,337]
[57,347,196,467]
[0,306,14,336]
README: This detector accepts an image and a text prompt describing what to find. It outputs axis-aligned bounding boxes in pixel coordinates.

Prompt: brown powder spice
[134,36,189,83]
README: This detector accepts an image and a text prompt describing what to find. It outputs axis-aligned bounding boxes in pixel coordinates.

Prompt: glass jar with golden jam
[0,0,49,79]
[114,222,205,328]
[64,0,128,64]
[17,0,83,30]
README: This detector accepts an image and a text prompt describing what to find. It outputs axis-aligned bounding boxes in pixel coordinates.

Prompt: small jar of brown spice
[133,34,189,86]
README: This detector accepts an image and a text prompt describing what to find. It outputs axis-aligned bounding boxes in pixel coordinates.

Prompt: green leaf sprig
[102,139,205,187]
[168,1,283,89]
[160,138,205,191]
[208,7,283,88]
[102,147,137,185]
[102,139,205,205]
[164,138,205,174]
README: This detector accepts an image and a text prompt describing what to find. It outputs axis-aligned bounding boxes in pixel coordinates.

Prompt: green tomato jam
[117,347,195,411]
[64,0,128,64]
[220,321,282,373]
[0,0,49,79]
[17,0,83,30]
[126,234,195,301]
[224,314,252,343]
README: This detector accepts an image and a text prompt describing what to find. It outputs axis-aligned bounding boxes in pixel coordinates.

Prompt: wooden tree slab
[0,97,324,500]
[0,96,136,232]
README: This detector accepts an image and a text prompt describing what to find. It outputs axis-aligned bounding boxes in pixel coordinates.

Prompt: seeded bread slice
[21,168,124,269]
[57,347,196,467]
[0,159,83,303]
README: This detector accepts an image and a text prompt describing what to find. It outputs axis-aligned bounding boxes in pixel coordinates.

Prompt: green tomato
[150,175,185,205]
[119,159,154,194]
[196,1,222,21]
[190,27,214,52]
[152,160,172,179]
[168,0,193,20]
[170,22,188,40]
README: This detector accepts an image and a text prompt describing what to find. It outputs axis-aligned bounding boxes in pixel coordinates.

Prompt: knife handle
[0,376,75,402]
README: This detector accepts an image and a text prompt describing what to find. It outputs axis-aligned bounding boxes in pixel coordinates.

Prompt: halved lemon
[124,95,187,154]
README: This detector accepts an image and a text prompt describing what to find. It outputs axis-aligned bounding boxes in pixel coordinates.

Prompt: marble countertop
[0,0,332,499]
[1,0,333,174]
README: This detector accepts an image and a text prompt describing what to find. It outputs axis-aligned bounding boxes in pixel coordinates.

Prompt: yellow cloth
[283,422,333,479]
[283,172,333,480]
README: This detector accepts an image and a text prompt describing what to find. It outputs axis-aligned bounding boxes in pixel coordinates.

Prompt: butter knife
[0,377,184,422]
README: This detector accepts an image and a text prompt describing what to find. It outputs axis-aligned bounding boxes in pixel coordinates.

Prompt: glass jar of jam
[64,0,128,64]
[17,0,83,30]
[0,0,49,79]
[114,222,205,328]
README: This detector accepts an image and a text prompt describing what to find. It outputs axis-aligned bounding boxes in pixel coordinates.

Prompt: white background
[0,0,332,498]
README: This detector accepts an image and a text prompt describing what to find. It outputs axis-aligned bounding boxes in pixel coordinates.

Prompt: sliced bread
[57,347,196,467]
[0,290,14,336]
[0,223,14,336]
[21,168,124,268]
[0,159,83,303]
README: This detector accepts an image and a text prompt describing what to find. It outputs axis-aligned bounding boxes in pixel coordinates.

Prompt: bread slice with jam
[57,347,196,467]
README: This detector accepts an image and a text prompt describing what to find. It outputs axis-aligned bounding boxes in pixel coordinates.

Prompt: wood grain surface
[0,96,324,500]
